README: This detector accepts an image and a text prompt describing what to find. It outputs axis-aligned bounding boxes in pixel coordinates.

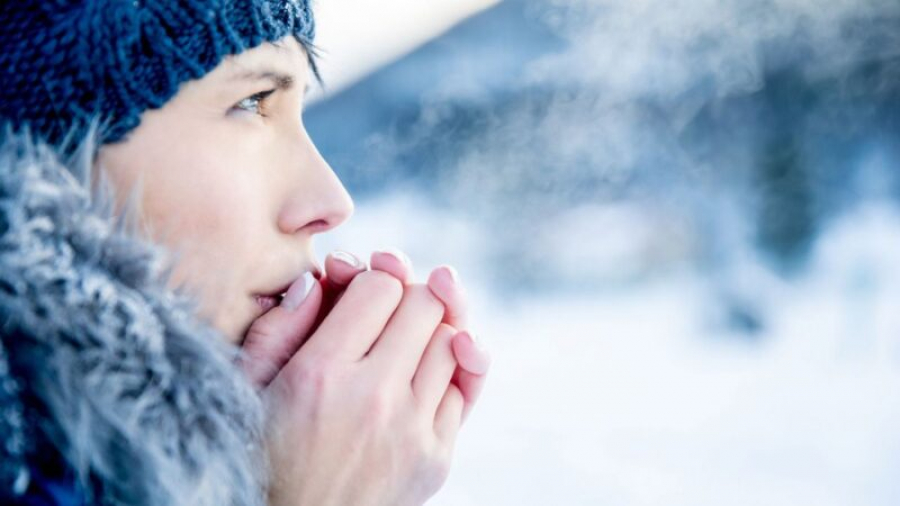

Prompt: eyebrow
[229,69,312,96]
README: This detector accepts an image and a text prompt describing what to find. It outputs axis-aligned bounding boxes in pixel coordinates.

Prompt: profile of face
[95,36,354,344]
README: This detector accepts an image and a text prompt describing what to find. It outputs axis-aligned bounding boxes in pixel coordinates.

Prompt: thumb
[239,273,323,388]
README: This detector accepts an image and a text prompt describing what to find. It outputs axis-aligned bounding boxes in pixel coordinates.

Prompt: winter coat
[0,128,269,506]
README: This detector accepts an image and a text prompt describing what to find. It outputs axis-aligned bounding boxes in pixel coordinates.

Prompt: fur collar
[0,127,267,506]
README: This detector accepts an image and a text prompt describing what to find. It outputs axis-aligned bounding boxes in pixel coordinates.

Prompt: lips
[254,281,290,311]
[254,293,284,311]
[253,265,321,313]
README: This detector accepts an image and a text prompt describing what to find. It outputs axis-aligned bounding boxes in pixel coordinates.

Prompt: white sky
[309,0,500,99]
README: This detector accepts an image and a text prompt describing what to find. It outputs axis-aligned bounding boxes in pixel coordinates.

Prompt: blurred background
[309,1,900,504]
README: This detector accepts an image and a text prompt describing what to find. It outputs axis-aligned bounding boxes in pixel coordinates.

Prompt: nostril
[303,218,330,233]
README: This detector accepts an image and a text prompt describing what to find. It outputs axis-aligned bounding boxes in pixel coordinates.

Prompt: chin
[213,303,256,347]
[220,322,246,347]
[231,294,275,346]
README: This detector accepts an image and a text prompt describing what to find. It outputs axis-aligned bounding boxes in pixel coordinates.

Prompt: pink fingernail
[281,272,315,312]
[442,265,458,285]
[458,331,490,374]
[331,250,363,269]
[376,248,410,267]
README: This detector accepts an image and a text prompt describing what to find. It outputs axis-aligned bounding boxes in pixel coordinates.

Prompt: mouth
[254,293,285,312]
[254,278,292,312]
[252,265,321,314]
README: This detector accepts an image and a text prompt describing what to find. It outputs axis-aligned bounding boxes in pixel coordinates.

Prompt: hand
[424,264,491,426]
[351,251,492,426]
[264,269,461,506]
[238,250,376,386]
[241,251,492,426]
[239,250,492,506]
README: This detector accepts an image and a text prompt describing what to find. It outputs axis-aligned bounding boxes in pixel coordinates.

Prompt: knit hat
[0,0,317,151]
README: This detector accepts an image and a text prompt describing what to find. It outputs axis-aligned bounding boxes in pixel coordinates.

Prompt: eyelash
[232,89,276,117]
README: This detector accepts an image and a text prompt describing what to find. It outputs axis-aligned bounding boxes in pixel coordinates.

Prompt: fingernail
[281,271,315,312]
[376,248,410,267]
[441,265,458,285]
[311,263,323,279]
[458,331,490,374]
[331,250,363,269]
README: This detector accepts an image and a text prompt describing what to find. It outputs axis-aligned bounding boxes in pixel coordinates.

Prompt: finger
[316,251,368,329]
[451,331,490,375]
[434,383,465,450]
[239,273,322,388]
[370,249,413,285]
[366,284,445,383]
[451,332,491,425]
[322,250,367,289]
[427,265,468,329]
[411,324,458,418]
[453,367,487,427]
[297,270,404,363]
[314,249,406,332]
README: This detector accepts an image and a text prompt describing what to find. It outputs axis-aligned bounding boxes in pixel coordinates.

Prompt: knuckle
[419,452,453,495]
[431,454,452,482]
[289,355,333,394]
[243,320,275,347]
[446,383,464,407]
[405,285,445,320]
[353,270,404,302]
[363,387,394,424]
[414,284,443,307]
[434,323,457,340]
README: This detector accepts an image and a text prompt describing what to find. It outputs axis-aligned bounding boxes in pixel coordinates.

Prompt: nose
[277,130,354,236]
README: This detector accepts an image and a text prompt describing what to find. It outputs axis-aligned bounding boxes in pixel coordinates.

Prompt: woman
[0,1,491,505]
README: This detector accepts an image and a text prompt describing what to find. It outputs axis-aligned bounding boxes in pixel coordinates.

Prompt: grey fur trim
[0,125,268,506]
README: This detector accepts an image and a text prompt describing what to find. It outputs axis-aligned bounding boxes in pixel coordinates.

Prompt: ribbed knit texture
[0,0,316,150]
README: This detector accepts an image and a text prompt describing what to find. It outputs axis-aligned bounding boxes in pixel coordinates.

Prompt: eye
[231,89,276,117]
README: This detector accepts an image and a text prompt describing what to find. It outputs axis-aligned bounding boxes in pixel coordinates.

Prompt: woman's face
[95,36,353,344]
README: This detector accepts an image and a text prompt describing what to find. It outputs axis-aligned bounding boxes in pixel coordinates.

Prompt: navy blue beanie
[0,0,316,151]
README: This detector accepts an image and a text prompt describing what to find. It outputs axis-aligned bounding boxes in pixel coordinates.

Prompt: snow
[319,194,900,506]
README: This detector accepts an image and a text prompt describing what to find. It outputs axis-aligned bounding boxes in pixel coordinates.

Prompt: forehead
[219,36,311,82]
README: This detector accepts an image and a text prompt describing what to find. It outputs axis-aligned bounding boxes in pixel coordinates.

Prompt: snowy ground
[319,193,900,506]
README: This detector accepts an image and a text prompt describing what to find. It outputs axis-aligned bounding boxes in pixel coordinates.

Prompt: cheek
[97,109,278,341]
[140,161,271,303]
[146,164,247,235]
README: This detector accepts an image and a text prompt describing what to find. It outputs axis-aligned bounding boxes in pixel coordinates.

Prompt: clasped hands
[239,250,491,506]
